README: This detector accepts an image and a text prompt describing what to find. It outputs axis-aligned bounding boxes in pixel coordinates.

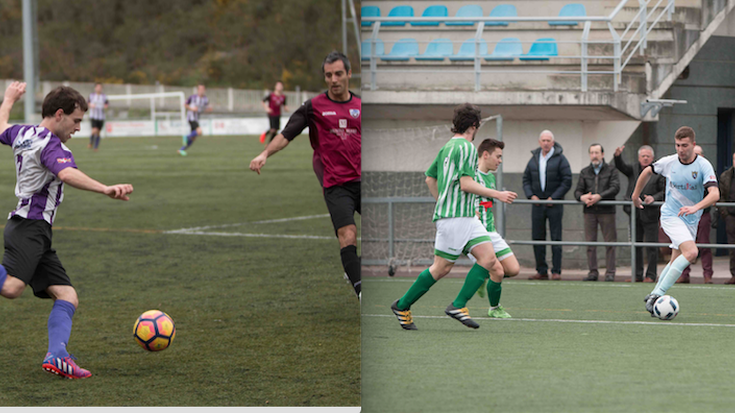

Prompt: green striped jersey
[425,137,478,222]
[475,169,496,232]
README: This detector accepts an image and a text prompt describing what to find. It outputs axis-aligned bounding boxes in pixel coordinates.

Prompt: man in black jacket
[522,130,572,280]
[575,144,620,281]
[718,151,735,285]
[614,144,665,282]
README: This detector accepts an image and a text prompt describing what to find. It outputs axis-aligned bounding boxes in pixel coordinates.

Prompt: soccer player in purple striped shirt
[179,84,213,156]
[0,81,134,379]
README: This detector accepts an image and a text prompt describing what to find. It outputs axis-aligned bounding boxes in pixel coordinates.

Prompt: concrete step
[549,72,646,93]
[604,6,701,27]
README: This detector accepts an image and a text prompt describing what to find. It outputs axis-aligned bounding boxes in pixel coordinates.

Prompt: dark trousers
[681,212,713,278]
[726,215,735,277]
[584,213,616,276]
[532,204,563,275]
[635,218,659,280]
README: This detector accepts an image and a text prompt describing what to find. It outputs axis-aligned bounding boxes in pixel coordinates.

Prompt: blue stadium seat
[519,38,558,61]
[549,4,586,26]
[381,38,419,61]
[361,6,380,27]
[449,38,488,61]
[485,37,523,61]
[411,5,448,26]
[382,5,414,26]
[445,5,483,26]
[486,4,517,26]
[361,39,385,61]
[415,38,453,61]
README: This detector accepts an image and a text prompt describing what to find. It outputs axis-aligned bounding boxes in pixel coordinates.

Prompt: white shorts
[466,232,514,263]
[661,217,697,249]
[434,217,492,263]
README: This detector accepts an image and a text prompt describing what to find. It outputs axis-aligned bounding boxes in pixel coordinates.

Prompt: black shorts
[2,216,71,299]
[189,121,200,132]
[91,119,104,130]
[323,181,361,235]
[268,115,281,131]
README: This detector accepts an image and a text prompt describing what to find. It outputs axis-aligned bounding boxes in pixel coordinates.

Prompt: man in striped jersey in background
[391,103,506,330]
[179,84,213,156]
[0,81,133,379]
[87,83,108,151]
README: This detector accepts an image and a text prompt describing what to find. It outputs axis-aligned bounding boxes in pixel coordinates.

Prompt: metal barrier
[361,0,676,92]
[363,197,735,281]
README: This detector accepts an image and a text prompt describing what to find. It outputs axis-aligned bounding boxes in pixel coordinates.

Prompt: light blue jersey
[653,154,718,229]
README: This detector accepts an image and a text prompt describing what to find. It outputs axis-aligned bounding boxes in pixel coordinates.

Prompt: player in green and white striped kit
[468,139,520,318]
[391,104,506,330]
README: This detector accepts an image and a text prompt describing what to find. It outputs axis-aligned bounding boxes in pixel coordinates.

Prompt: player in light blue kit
[631,126,720,316]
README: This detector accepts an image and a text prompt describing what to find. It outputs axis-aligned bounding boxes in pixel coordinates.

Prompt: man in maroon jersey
[249,51,361,301]
[259,81,289,144]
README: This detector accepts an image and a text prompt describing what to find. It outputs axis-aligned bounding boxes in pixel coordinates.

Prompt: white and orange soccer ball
[133,310,176,351]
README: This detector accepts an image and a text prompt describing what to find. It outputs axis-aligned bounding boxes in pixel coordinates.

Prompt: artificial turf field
[362,275,735,413]
[0,135,360,406]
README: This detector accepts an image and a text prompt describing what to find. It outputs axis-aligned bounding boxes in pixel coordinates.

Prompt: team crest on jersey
[692,171,698,179]
[349,109,360,118]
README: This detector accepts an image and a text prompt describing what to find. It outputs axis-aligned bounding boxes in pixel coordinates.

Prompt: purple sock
[47,300,76,357]
[0,264,6,292]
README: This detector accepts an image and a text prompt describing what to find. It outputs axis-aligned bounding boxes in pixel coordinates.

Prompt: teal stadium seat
[361,6,380,27]
[381,38,419,61]
[415,38,453,61]
[485,37,523,61]
[382,5,414,27]
[446,4,483,26]
[486,4,517,27]
[449,38,488,61]
[519,38,558,61]
[411,5,448,26]
[549,4,586,26]
[361,39,385,61]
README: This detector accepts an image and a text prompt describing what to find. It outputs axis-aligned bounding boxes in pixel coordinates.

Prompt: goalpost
[362,115,504,275]
[105,91,188,136]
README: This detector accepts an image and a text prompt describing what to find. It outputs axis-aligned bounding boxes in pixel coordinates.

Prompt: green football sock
[488,279,502,307]
[452,263,489,309]
[397,269,436,310]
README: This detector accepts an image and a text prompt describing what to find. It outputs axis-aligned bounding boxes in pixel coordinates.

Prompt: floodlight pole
[22,0,35,123]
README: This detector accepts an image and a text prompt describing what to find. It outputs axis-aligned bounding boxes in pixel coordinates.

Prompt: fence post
[608,22,621,92]
[370,22,380,91]
[228,87,234,112]
[496,116,505,238]
[630,201,637,283]
[581,21,591,92]
[474,22,485,92]
[388,200,395,260]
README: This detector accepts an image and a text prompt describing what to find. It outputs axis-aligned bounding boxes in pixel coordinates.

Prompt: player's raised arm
[0,82,26,134]
[57,167,134,201]
[631,166,654,209]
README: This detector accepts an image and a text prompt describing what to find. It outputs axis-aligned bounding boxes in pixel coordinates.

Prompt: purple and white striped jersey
[186,94,209,122]
[88,93,109,120]
[0,125,77,225]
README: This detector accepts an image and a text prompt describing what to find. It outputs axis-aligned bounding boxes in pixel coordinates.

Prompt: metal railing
[363,197,735,282]
[361,0,676,92]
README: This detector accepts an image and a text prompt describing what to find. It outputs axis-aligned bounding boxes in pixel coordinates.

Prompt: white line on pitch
[164,230,334,240]
[363,278,735,290]
[361,313,735,328]
[167,213,330,232]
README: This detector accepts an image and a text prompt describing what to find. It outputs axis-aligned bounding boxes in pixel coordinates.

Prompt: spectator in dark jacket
[614,144,665,282]
[576,144,620,281]
[522,130,572,280]
[718,151,735,285]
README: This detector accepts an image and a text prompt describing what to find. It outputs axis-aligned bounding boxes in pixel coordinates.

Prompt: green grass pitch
[362,276,735,413]
[0,135,360,406]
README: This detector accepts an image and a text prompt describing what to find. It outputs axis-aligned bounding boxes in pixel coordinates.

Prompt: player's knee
[684,248,698,263]
[337,226,357,247]
[1,280,25,299]
[478,255,498,272]
[504,260,520,278]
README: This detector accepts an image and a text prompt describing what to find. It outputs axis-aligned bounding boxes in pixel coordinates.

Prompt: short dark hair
[589,143,604,153]
[41,86,88,118]
[322,51,351,74]
[451,103,481,134]
[478,138,504,156]
[675,126,695,141]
